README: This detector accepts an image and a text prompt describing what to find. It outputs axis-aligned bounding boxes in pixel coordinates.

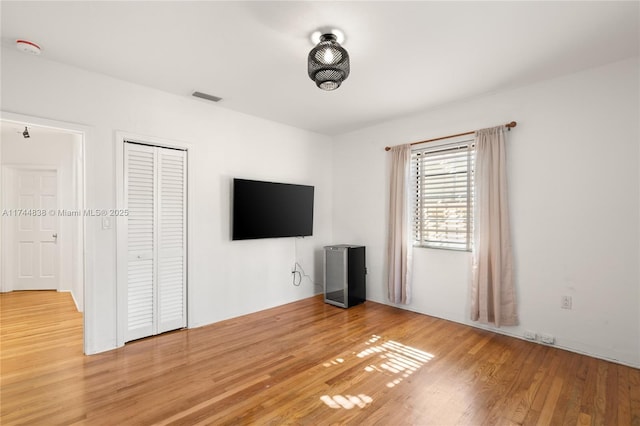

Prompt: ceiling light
[23,127,30,139]
[310,29,345,45]
[308,30,350,91]
[16,39,41,55]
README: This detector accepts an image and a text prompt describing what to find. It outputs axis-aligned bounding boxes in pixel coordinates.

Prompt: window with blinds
[411,140,475,251]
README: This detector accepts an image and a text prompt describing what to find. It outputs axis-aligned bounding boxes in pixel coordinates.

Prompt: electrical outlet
[561,295,572,310]
[540,334,555,345]
[524,330,537,341]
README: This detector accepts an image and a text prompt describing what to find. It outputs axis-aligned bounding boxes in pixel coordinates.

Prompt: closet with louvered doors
[124,142,187,342]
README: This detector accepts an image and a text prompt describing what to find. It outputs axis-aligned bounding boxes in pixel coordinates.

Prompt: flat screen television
[232,178,314,240]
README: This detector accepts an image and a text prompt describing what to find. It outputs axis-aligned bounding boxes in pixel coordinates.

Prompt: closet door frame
[115,132,192,348]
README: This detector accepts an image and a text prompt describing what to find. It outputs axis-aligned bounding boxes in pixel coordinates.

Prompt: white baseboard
[58,289,82,313]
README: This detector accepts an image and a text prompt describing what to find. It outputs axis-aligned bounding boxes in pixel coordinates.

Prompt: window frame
[410,136,475,252]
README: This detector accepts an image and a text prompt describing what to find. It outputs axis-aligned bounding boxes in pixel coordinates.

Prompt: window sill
[413,245,472,253]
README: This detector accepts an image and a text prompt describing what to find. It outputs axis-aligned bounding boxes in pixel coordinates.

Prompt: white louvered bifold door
[124,143,187,342]
[125,143,156,341]
[156,148,187,334]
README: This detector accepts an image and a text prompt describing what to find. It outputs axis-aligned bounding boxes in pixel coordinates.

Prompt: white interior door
[156,148,187,334]
[125,144,156,341]
[12,169,59,290]
[124,143,186,342]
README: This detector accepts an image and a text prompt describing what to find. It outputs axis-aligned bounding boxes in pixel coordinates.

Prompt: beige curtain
[387,144,412,304]
[471,126,517,326]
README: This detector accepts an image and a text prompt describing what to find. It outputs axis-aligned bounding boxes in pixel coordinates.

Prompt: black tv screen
[232,179,314,240]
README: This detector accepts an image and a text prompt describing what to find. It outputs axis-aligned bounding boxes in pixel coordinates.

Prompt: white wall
[1,47,333,354]
[0,130,84,311]
[2,45,638,367]
[332,58,640,367]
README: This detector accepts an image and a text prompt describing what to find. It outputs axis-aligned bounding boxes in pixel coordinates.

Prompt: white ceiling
[1,1,638,136]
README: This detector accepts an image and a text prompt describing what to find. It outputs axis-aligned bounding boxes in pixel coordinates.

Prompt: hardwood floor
[1,291,638,425]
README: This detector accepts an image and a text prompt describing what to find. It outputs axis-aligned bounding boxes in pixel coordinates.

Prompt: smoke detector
[16,39,41,55]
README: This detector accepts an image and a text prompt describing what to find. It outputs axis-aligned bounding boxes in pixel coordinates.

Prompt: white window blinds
[411,140,475,251]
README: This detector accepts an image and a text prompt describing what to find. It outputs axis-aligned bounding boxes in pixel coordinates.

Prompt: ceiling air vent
[192,91,222,102]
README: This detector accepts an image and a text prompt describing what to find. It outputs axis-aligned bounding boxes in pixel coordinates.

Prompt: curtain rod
[384,121,517,151]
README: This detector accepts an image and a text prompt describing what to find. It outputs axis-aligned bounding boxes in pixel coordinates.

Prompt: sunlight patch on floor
[322,357,344,367]
[319,334,434,409]
[320,394,373,410]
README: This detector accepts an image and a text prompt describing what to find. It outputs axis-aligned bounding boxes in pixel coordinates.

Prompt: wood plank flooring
[1,290,638,425]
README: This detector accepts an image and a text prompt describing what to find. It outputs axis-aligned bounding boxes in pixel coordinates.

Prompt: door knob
[52,233,58,239]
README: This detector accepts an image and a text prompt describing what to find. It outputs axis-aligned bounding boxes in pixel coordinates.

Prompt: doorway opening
[0,113,87,353]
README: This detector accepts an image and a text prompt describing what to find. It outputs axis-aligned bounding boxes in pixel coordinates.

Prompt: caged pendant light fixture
[308,29,350,91]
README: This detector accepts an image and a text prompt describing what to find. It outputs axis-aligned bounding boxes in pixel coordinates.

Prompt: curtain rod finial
[506,121,517,130]
[385,146,391,151]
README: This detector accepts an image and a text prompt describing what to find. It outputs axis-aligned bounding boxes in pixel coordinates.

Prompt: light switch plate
[102,217,112,230]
